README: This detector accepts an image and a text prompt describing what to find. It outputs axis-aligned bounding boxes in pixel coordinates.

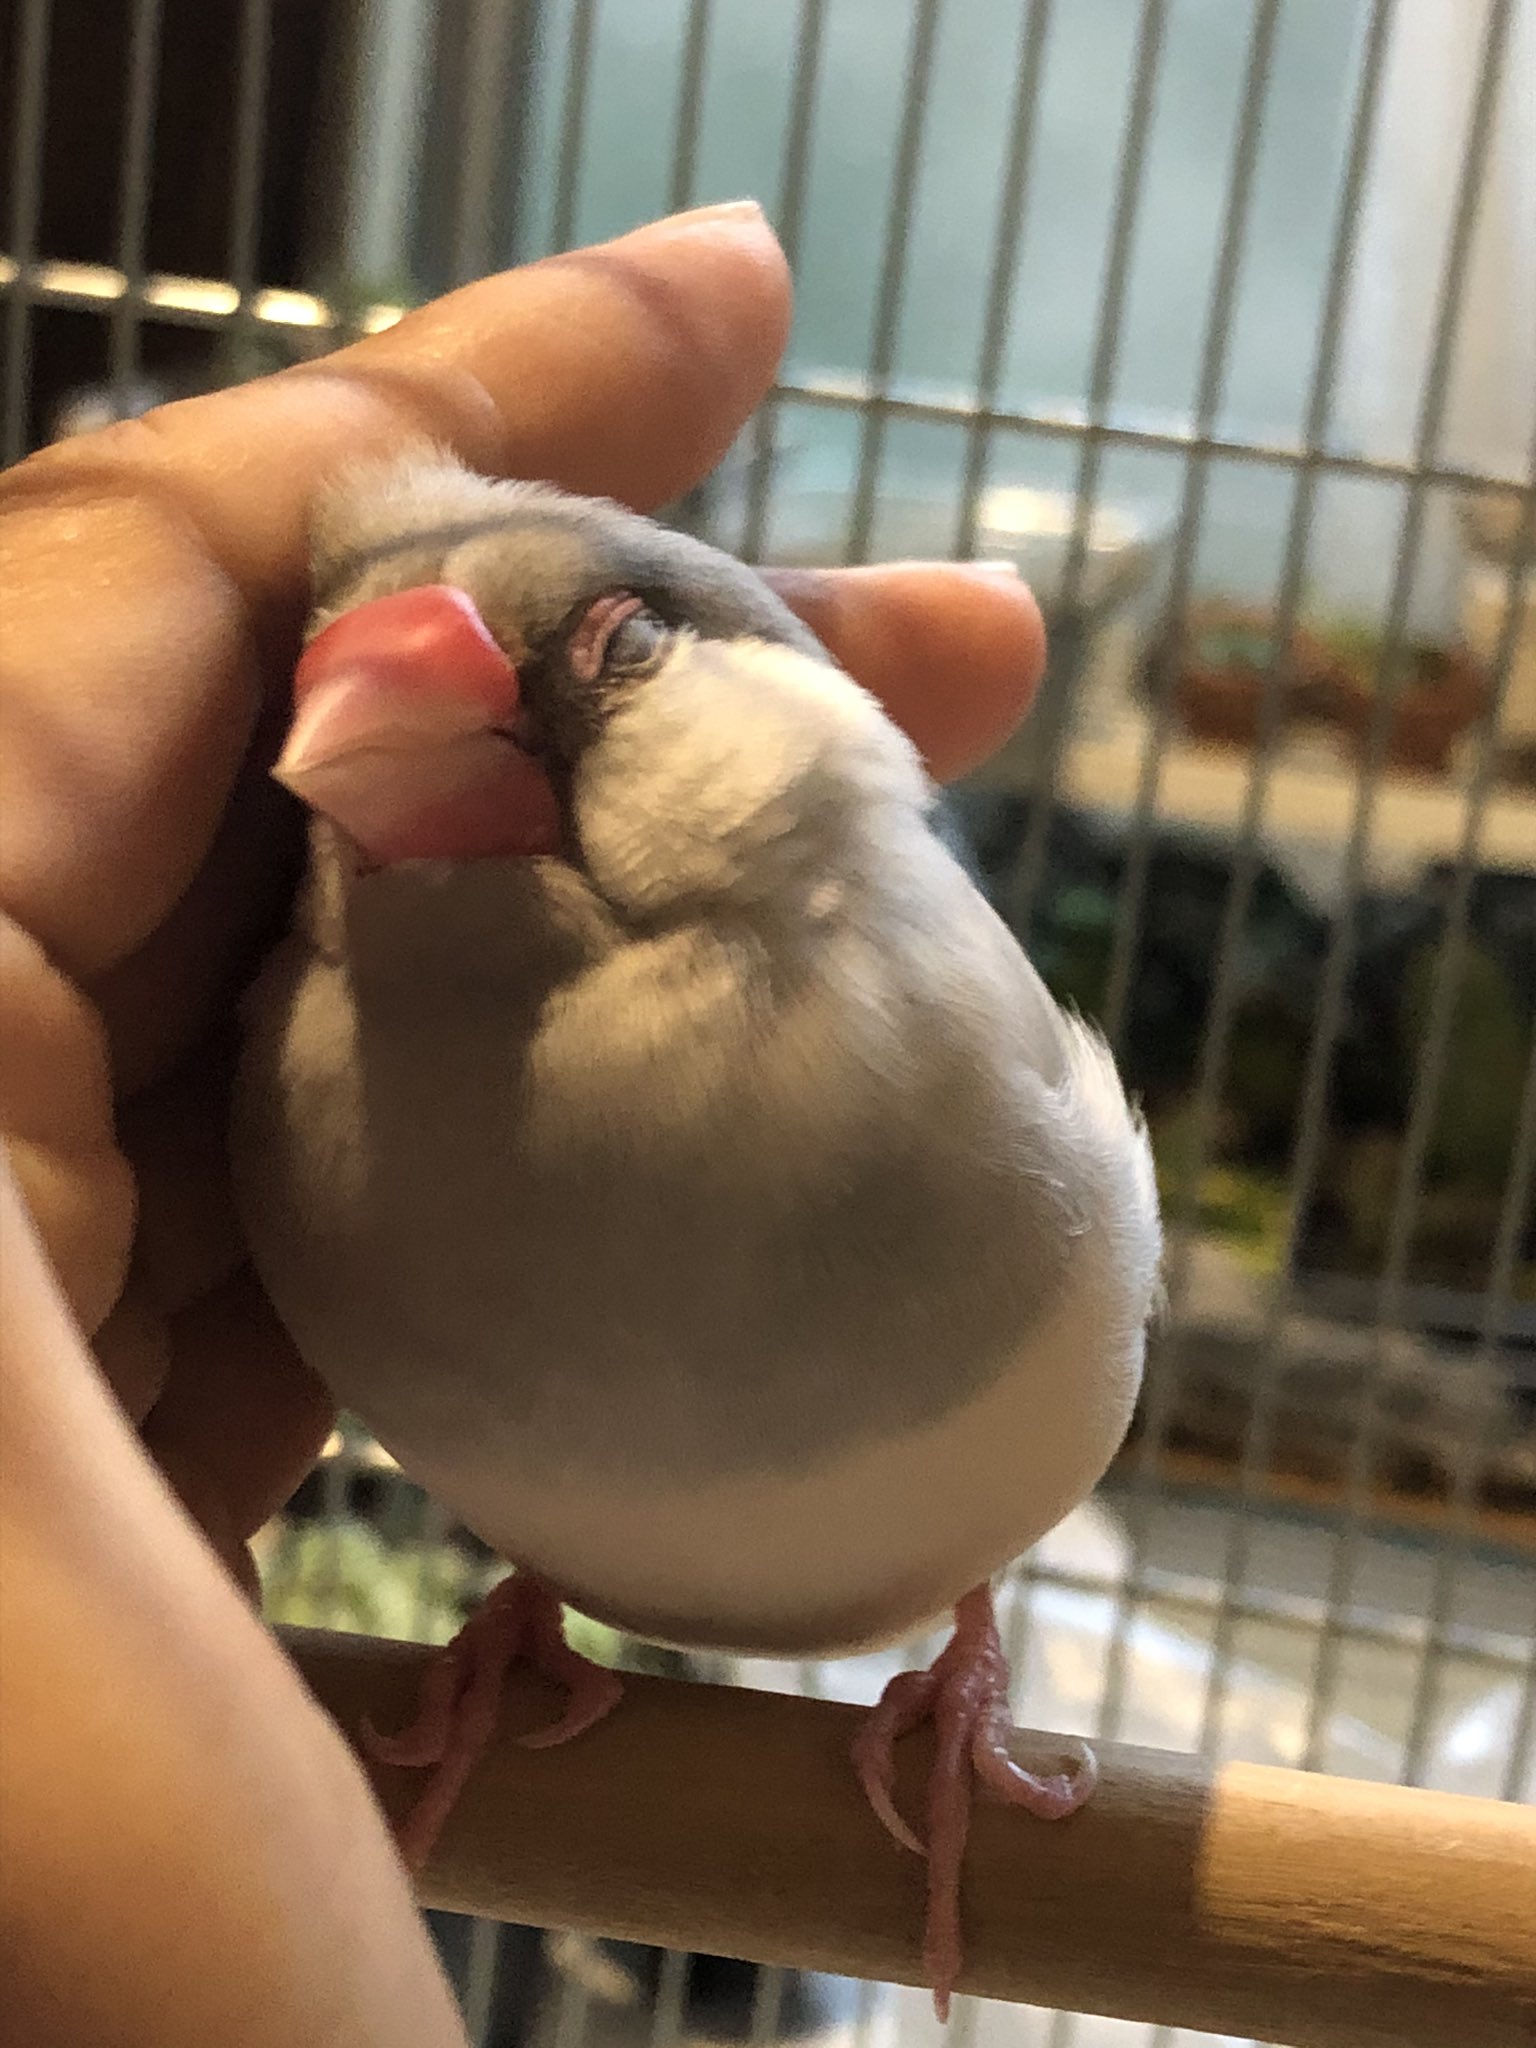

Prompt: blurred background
[2,1,1533,2043]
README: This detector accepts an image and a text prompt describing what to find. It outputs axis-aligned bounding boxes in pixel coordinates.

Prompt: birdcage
[3,2,1534,2045]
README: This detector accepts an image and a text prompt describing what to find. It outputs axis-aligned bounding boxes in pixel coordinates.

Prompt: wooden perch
[283,1625,1536,2048]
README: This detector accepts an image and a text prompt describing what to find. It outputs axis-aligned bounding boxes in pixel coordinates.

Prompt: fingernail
[860,557,1024,581]
[627,199,768,238]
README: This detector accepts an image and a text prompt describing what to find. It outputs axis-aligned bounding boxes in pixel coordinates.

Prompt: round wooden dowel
[282,1625,1536,2047]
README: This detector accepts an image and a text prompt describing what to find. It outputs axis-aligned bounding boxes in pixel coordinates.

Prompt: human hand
[0,202,1045,2048]
[0,201,1045,1585]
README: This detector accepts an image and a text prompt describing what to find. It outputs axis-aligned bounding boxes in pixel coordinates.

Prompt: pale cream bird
[231,453,1162,2017]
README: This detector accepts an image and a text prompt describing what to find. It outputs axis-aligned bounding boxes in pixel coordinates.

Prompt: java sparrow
[230,453,1162,2017]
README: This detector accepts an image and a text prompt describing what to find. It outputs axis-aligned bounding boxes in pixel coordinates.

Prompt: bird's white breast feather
[233,555,1161,1656]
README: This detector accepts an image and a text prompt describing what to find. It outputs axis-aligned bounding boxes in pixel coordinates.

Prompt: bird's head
[277,453,924,915]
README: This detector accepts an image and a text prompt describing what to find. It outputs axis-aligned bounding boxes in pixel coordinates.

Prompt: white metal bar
[3,0,50,464]
[952,0,1055,560]
[1373,469,1536,1334]
[1399,1008,1536,1784]
[1043,1986,1075,2046]
[336,0,433,292]
[312,1418,366,1627]
[227,0,273,303]
[767,374,1536,494]
[297,1436,1531,1672]
[648,1946,691,2048]
[1097,0,1402,1748]
[460,1913,501,2046]
[1100,0,1285,1050]
[747,1963,786,2046]
[451,0,520,286]
[843,0,946,564]
[550,0,601,254]
[406,1487,455,1642]
[1289,0,1518,1774]
[550,1965,592,2048]
[1379,453,1536,1786]
[1505,1567,1536,1803]
[668,0,714,215]
[1029,1547,1531,1673]
[108,0,164,392]
[796,1657,826,1699]
[1003,0,1170,934]
[1205,0,1516,1771]
[5,243,1532,503]
[949,1981,983,2042]
[740,0,830,563]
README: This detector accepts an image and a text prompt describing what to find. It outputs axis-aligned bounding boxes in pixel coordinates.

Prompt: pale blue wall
[515,0,1455,624]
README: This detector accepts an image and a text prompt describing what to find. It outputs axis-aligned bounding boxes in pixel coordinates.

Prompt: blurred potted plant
[1159,599,1487,775]
[1313,621,1486,776]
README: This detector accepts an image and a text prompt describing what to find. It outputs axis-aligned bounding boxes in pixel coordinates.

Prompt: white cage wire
[4,2,1534,2045]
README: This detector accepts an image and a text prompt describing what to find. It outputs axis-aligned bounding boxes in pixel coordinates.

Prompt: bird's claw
[851,1585,1097,2022]
[362,1573,622,1869]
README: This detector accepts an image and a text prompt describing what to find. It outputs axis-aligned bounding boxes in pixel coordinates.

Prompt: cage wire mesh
[4,0,1535,2043]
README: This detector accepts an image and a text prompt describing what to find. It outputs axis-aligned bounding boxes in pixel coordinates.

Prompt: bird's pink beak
[277,584,564,864]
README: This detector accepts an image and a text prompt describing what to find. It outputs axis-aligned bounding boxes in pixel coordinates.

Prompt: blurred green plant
[258,1516,686,1675]
[1402,941,1527,1186]
[259,1520,488,1642]
[1150,1104,1292,1274]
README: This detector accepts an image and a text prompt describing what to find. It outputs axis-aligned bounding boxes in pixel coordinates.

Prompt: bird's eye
[603,606,667,674]
[565,592,669,684]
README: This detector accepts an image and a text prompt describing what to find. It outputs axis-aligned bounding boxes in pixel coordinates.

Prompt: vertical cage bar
[1364,495,1536,1344]
[669,0,715,215]
[312,1423,362,1626]
[551,0,602,254]
[460,1914,501,2046]
[549,1967,591,2048]
[108,0,165,392]
[1505,1570,1536,1804]
[1400,1011,1536,1785]
[451,0,520,286]
[1377,467,1536,1780]
[1220,60,1513,1776]
[947,1987,982,2044]
[1100,0,1284,1049]
[336,0,433,296]
[1293,0,1517,1771]
[227,0,272,297]
[1362,44,1529,1344]
[648,1948,691,2048]
[843,0,946,564]
[747,1965,786,2046]
[850,1973,881,2048]
[224,0,272,369]
[997,1558,1039,1737]
[406,1489,455,1642]
[1003,0,1170,935]
[740,0,830,562]
[1098,0,1401,1746]
[3,0,50,464]
[1042,1996,1075,2047]
[952,0,1055,559]
[1189,0,1426,1763]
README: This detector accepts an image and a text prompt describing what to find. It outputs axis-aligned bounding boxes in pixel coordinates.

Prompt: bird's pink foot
[851,1584,1097,2021]
[362,1572,623,1870]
